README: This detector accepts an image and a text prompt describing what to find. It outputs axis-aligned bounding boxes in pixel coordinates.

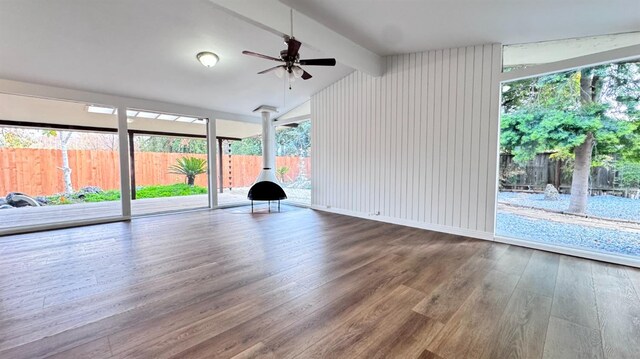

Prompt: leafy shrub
[169,157,207,186]
[276,166,289,182]
[616,162,640,188]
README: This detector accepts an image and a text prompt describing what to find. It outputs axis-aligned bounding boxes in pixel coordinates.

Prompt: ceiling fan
[242,10,336,87]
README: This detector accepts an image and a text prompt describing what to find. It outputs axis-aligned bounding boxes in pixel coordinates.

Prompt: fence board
[0,148,310,196]
[500,153,619,191]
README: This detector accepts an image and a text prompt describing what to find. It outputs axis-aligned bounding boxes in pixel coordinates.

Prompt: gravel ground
[498,191,640,222]
[496,212,640,257]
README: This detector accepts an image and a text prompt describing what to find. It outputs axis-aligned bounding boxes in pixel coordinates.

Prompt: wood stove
[247,105,287,213]
[247,179,287,212]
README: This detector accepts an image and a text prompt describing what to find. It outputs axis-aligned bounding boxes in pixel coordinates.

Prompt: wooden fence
[0,148,310,196]
[500,153,616,192]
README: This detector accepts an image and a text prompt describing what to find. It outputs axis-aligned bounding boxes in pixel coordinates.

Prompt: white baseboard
[310,205,494,241]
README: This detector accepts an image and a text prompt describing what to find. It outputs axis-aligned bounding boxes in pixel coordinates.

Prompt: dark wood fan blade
[298,58,336,66]
[258,65,285,74]
[242,50,283,62]
[301,70,312,80]
[287,38,302,58]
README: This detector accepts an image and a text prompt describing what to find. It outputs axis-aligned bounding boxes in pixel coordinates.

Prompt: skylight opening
[87,105,116,115]
[157,114,179,121]
[136,111,160,119]
[85,106,204,125]
[176,116,198,123]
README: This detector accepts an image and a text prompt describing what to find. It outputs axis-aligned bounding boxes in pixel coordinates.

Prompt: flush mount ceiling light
[196,51,219,67]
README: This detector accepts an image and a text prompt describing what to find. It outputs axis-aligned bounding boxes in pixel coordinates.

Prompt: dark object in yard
[74,186,103,200]
[6,192,41,207]
[0,204,13,209]
[78,186,103,194]
[247,181,287,213]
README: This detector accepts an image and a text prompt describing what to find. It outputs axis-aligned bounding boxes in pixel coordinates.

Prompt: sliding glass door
[0,93,122,232]
[124,109,210,216]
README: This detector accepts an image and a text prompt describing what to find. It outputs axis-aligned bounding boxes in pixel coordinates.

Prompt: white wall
[311,43,502,239]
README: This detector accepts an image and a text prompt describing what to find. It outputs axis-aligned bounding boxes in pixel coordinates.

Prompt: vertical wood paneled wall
[311,43,501,239]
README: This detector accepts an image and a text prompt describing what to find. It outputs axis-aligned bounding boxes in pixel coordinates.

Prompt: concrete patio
[1,188,310,231]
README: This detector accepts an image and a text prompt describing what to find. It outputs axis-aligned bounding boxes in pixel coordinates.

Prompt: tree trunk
[187,175,195,186]
[567,69,597,214]
[567,132,594,214]
[60,131,73,194]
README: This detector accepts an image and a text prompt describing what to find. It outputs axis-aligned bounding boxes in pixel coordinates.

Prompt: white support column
[117,106,132,218]
[207,117,218,208]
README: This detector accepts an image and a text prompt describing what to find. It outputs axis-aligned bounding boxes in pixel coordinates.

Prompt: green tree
[137,136,207,154]
[229,120,312,157]
[0,128,34,148]
[501,61,640,214]
[276,120,311,157]
[230,136,262,155]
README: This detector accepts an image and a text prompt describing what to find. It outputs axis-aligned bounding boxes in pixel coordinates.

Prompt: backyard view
[0,129,211,208]
[497,59,640,258]
[0,127,215,226]
[218,120,312,206]
[1,118,312,229]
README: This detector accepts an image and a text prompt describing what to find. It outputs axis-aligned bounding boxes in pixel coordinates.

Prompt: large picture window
[0,94,121,231]
[496,59,640,260]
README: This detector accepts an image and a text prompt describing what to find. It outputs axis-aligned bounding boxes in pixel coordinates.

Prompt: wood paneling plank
[427,270,520,359]
[517,250,560,297]
[551,256,599,330]
[591,262,640,359]
[542,316,603,359]
[482,289,552,359]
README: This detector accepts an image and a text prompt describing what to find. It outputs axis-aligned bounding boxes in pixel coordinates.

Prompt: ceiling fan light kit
[241,9,336,89]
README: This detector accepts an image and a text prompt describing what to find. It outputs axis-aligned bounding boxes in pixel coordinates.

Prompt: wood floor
[1,206,639,358]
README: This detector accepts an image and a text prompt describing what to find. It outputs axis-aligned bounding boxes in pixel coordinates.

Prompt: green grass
[137,183,207,198]
[43,194,78,205]
[83,190,121,202]
[80,183,207,203]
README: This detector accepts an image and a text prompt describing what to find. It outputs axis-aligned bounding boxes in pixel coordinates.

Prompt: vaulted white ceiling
[281,0,640,56]
[0,0,352,118]
[0,0,638,121]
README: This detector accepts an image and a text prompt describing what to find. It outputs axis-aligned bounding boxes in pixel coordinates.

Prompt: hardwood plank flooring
[0,206,638,358]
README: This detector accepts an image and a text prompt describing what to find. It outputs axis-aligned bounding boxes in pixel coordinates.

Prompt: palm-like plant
[169,157,207,186]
